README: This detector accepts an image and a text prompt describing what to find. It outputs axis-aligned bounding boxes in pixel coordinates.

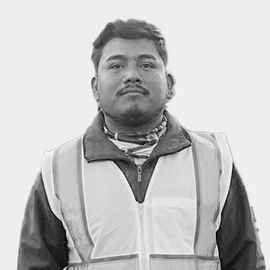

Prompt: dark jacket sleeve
[217,164,265,270]
[17,172,68,270]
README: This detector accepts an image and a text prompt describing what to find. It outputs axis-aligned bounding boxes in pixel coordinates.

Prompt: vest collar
[83,110,192,163]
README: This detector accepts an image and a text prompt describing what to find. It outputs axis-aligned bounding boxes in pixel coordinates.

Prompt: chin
[104,106,164,126]
[120,110,147,126]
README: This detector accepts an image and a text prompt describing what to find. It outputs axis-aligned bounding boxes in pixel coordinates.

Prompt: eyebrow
[137,54,157,61]
[106,54,157,62]
[106,55,126,62]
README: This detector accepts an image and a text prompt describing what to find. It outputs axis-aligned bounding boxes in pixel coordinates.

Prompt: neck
[103,111,164,134]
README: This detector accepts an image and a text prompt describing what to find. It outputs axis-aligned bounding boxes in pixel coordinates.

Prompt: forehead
[99,38,162,63]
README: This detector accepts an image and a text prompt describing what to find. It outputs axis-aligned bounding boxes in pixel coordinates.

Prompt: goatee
[102,105,164,127]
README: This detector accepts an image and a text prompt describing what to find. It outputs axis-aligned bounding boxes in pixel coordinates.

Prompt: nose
[123,66,142,84]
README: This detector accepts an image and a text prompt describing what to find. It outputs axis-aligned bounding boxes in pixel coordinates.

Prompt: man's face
[92,38,174,126]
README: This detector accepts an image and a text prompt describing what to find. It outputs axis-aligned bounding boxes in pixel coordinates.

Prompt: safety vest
[41,131,232,270]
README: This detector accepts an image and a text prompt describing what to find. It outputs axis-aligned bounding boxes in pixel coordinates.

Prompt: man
[17,19,265,269]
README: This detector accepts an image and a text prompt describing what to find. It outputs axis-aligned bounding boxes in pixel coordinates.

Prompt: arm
[217,164,265,269]
[17,172,68,270]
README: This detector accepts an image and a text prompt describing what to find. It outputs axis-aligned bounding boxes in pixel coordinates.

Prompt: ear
[91,76,100,103]
[165,72,176,101]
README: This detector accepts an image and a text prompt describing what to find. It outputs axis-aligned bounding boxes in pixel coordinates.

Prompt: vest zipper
[137,165,142,183]
[137,203,149,270]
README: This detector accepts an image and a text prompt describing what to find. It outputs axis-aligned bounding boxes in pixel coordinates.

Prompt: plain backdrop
[0,0,269,268]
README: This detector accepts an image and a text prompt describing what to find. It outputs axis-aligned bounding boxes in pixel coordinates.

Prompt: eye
[140,62,155,69]
[109,63,124,69]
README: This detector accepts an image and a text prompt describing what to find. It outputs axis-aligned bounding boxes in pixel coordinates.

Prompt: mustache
[117,84,149,96]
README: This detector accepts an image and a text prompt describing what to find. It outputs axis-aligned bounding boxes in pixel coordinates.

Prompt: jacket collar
[83,110,191,163]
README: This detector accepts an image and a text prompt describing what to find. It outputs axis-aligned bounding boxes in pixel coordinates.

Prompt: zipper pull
[137,165,142,182]
[138,203,143,214]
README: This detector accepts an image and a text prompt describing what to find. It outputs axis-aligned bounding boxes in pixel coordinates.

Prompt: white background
[1,0,269,268]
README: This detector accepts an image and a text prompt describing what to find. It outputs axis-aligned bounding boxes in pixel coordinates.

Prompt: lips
[121,88,144,95]
[118,85,148,96]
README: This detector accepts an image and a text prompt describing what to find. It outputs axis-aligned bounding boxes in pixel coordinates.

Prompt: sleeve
[216,164,266,270]
[17,172,68,270]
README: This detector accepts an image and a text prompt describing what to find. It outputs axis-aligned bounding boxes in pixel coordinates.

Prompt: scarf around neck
[104,115,167,162]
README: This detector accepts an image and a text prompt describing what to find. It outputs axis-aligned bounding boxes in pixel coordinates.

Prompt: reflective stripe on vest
[41,132,232,270]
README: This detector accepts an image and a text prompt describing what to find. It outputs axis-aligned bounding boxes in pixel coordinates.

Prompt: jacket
[17,111,266,269]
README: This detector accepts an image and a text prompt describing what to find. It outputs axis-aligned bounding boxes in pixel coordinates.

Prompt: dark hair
[91,19,168,73]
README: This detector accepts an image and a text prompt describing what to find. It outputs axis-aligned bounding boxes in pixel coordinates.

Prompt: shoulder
[185,128,230,151]
[43,135,83,157]
[185,129,233,177]
[40,135,84,185]
[165,111,228,149]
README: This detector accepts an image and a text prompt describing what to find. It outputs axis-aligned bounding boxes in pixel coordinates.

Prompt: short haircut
[91,19,168,73]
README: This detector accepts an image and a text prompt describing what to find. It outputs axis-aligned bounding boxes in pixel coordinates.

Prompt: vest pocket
[150,198,196,254]
[149,255,221,270]
[67,254,139,270]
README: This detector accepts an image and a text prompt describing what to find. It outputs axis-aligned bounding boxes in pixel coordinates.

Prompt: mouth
[118,86,148,96]
[121,88,144,95]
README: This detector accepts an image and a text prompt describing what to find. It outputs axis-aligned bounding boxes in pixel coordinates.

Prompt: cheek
[145,74,168,94]
[97,74,121,92]
[145,71,167,85]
